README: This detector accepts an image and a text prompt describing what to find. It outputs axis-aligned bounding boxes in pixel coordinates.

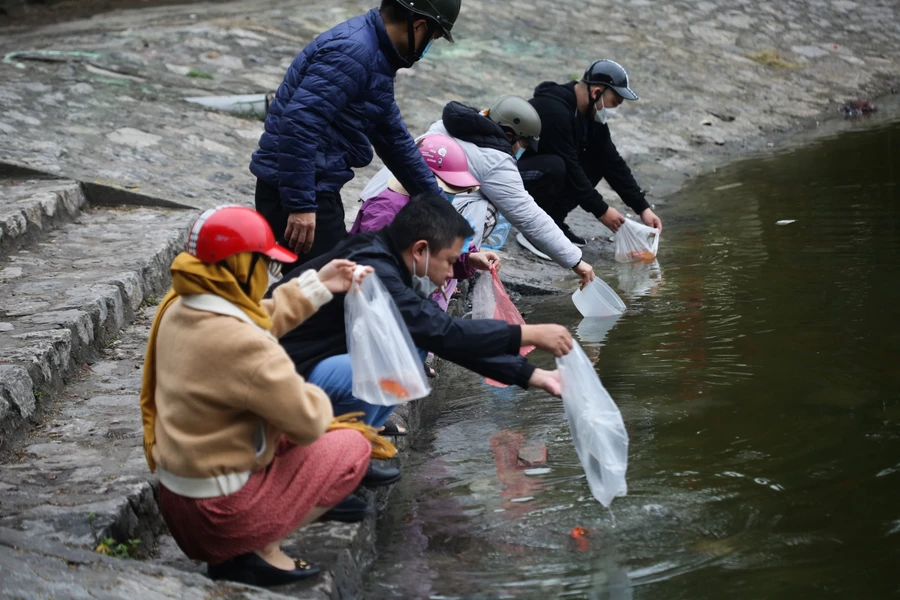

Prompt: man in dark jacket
[250,0,461,269]
[273,194,572,428]
[519,59,662,246]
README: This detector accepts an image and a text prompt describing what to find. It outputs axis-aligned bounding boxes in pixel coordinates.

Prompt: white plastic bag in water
[345,269,431,406]
[557,342,629,506]
[615,219,660,263]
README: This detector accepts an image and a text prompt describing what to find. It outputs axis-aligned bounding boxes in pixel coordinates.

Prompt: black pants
[518,153,604,224]
[254,179,347,271]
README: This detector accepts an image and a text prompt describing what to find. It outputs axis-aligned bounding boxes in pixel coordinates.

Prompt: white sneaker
[516,233,552,261]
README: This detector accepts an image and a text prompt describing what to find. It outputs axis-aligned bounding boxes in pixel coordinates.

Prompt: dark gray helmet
[488,95,541,140]
[396,0,461,42]
[582,59,638,100]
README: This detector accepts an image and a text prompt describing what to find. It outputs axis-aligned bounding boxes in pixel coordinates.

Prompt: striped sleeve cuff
[295,269,333,310]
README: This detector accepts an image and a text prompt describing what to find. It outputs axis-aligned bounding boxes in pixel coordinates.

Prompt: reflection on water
[366,120,900,600]
[576,315,622,346]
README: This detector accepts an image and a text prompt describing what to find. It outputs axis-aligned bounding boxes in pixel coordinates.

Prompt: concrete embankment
[1,0,898,596]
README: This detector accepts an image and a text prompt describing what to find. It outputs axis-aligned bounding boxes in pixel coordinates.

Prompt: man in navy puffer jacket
[251,0,461,269]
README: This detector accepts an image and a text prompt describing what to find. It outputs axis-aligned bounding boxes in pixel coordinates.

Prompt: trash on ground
[184,93,273,119]
[840,98,877,117]
[775,219,796,226]
[713,182,743,191]
[2,49,101,69]
[510,496,534,503]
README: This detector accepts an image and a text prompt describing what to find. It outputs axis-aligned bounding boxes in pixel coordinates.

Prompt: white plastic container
[572,277,626,318]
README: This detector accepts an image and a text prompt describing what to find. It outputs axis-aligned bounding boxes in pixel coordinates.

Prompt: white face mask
[593,94,618,125]
[412,246,438,298]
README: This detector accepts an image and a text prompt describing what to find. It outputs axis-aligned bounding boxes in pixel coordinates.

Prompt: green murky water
[366,118,900,599]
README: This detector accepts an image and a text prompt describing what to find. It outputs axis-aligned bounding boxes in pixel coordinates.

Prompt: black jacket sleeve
[537,104,610,219]
[372,257,523,359]
[445,353,536,389]
[587,126,651,215]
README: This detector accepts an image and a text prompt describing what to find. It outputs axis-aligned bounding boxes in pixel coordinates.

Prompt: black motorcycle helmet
[392,0,461,64]
[582,59,638,101]
[396,0,460,42]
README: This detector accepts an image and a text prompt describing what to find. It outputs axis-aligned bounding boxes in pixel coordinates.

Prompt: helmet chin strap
[240,254,262,297]
[406,13,438,64]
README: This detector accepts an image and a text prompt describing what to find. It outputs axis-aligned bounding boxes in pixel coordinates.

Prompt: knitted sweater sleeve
[261,269,333,339]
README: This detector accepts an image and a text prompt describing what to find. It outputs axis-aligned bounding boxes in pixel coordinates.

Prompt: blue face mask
[412,246,440,298]
[515,147,526,161]
[420,39,435,60]
[443,192,455,202]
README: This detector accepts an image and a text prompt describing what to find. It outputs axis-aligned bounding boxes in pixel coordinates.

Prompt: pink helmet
[417,134,480,191]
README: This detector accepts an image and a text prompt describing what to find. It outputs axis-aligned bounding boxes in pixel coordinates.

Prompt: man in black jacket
[518,59,662,246]
[273,194,572,429]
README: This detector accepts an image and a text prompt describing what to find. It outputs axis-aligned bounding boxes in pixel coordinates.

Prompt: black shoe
[361,464,402,488]
[380,421,409,437]
[560,223,587,247]
[207,552,320,587]
[320,493,374,523]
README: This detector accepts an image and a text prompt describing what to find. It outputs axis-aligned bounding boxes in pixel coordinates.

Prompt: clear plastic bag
[482,213,511,250]
[470,269,534,388]
[557,342,629,507]
[489,268,534,356]
[470,270,496,320]
[615,219,660,263]
[572,277,626,318]
[345,269,431,406]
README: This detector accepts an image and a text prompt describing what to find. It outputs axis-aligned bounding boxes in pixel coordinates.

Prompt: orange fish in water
[569,526,590,551]
[379,378,409,399]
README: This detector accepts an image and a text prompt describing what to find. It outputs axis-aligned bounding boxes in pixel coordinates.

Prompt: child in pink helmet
[350,133,501,310]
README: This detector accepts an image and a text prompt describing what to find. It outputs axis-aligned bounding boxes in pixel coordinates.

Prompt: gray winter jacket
[359,103,583,269]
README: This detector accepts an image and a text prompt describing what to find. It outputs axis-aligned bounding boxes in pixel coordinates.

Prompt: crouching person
[139,206,372,587]
[273,194,572,437]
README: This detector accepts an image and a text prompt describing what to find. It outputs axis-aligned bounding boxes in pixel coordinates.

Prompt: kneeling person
[272,194,573,430]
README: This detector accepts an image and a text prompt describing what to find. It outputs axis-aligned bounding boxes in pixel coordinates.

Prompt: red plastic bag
[485,267,534,387]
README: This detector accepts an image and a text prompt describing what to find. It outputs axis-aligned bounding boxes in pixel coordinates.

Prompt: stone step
[0,178,87,259]
[0,295,416,599]
[0,527,297,600]
[0,204,194,448]
[0,303,160,548]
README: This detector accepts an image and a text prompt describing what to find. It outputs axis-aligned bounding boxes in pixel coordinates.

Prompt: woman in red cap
[139,205,374,587]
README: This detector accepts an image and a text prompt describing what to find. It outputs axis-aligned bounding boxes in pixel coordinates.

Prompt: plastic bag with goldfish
[557,342,629,507]
[345,269,431,406]
[614,218,660,263]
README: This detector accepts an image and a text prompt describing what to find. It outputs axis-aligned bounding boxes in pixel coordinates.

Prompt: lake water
[366,117,900,600]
